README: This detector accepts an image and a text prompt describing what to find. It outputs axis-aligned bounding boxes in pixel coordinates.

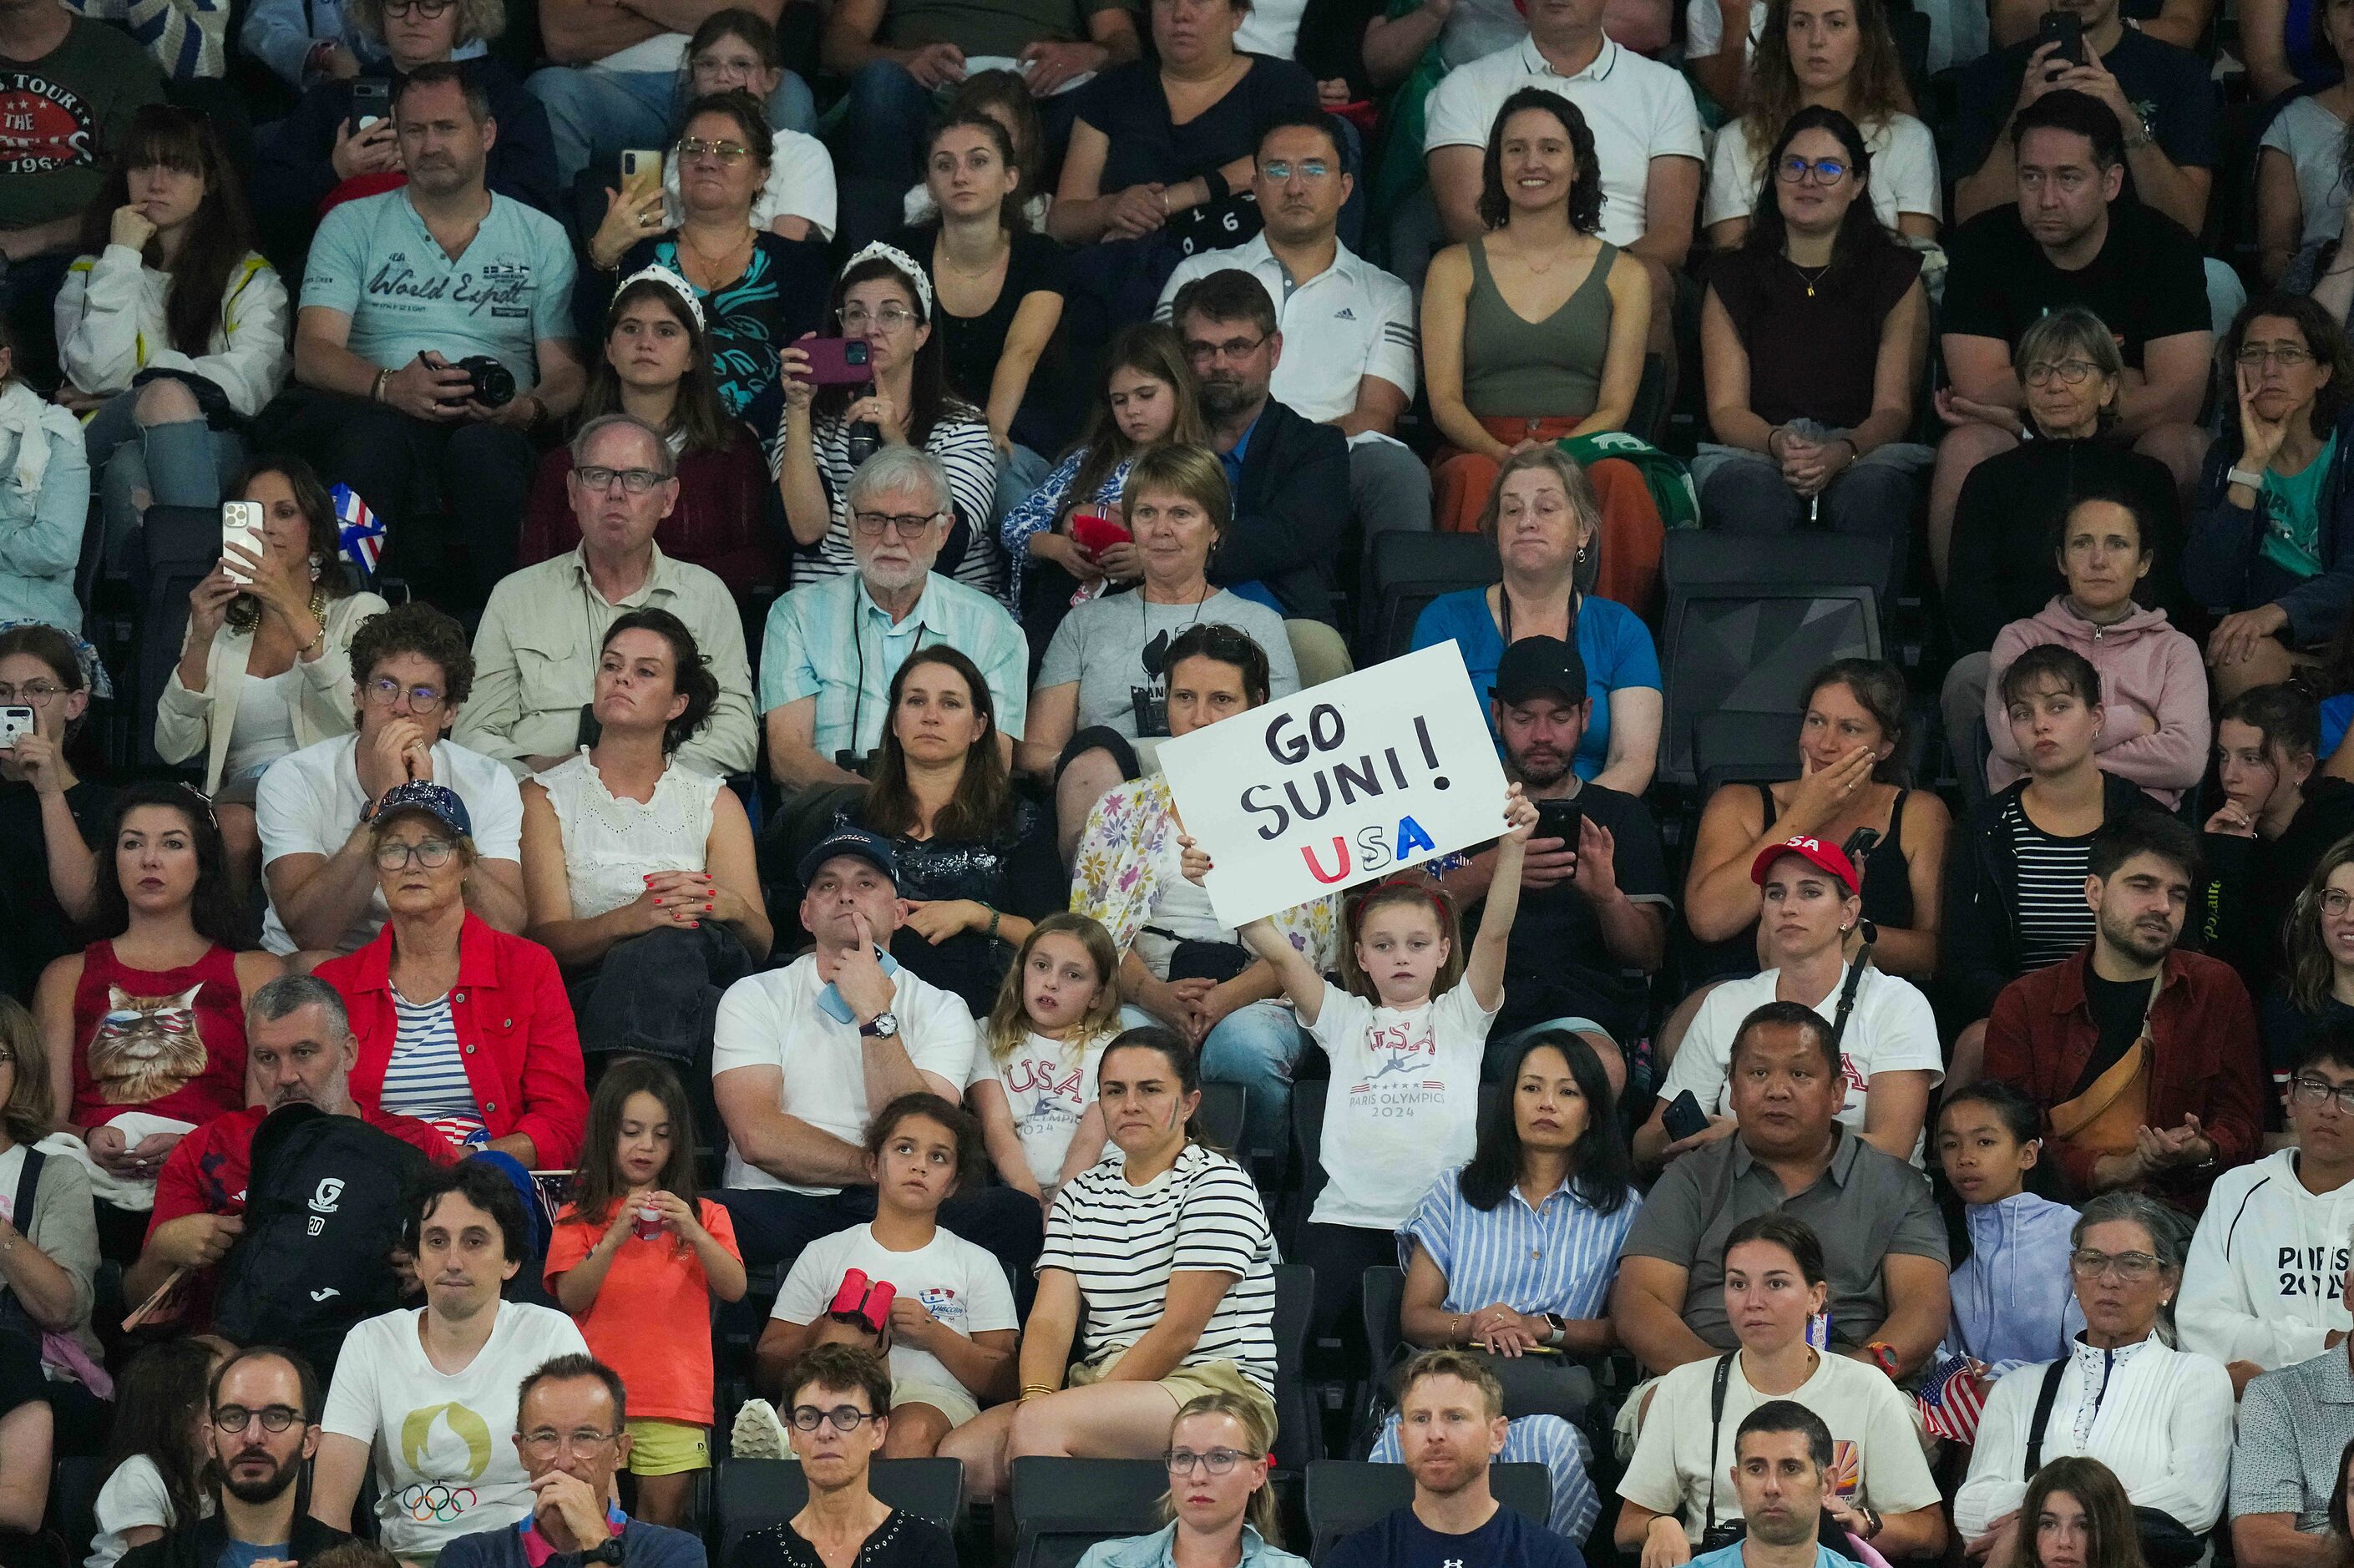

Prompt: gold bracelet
[1020,1383,1056,1401]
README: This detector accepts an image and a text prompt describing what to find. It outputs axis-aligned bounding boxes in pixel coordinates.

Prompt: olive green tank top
[1461,237,1618,420]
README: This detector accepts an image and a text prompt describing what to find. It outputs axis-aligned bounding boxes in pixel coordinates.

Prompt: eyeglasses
[213,1404,304,1433]
[840,305,918,331]
[2237,344,2316,370]
[787,1404,881,1433]
[1165,1447,1259,1475]
[374,838,457,871]
[575,464,670,495]
[381,0,452,14]
[1775,155,1850,185]
[1259,159,1332,183]
[2023,358,2098,387]
[2292,1076,2354,1114]
[2322,889,2354,919]
[850,510,941,539]
[0,681,65,705]
[2068,1248,2164,1282]
[1184,332,1268,365]
[362,678,446,712]
[521,1427,620,1455]
[676,137,753,164]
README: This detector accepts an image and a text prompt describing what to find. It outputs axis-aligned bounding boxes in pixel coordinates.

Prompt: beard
[1197,375,1253,421]
[2097,905,2176,966]
[220,1452,301,1504]
[1507,742,1572,790]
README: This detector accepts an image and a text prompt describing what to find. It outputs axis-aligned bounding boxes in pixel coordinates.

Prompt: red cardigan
[1982,946,2265,1206]
[519,438,777,599]
[316,913,590,1169]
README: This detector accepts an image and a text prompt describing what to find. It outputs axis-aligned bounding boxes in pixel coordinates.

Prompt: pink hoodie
[1984,596,2212,807]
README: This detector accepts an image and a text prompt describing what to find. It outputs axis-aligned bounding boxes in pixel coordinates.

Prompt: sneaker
[731,1398,789,1460]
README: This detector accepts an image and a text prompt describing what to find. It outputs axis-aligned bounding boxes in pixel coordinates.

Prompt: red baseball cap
[1749,835,1861,898]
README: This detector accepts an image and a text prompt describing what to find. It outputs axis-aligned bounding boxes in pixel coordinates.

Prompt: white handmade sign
[1157,640,1511,928]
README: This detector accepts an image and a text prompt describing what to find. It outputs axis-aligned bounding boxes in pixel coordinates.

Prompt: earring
[307,553,322,583]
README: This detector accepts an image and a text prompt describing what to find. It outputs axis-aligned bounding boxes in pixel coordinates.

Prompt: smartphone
[350,77,391,129]
[620,148,663,187]
[1069,508,1131,555]
[0,707,30,752]
[797,336,873,387]
[220,500,266,585]
[1534,797,1583,848]
[1663,1090,1711,1143]
[2037,9,2084,67]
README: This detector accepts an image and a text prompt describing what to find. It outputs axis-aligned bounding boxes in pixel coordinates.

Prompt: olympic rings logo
[402,1484,478,1522]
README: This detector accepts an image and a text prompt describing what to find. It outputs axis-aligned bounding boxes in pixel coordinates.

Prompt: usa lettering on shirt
[1005,1055,1091,1136]
[0,73,96,174]
[1348,1012,1448,1115]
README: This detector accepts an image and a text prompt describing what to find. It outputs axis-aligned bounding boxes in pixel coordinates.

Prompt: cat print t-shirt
[67,941,247,1130]
[967,1030,1112,1188]
[1307,979,1498,1232]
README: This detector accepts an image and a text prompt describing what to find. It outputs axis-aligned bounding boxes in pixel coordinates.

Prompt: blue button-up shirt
[1073,1523,1309,1568]
[1402,1168,1642,1318]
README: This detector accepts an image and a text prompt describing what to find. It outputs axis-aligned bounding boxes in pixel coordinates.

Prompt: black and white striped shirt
[2004,794,2098,973]
[769,410,1003,601]
[1039,1141,1278,1393]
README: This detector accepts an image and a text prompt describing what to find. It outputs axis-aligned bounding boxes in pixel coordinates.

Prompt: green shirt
[2260,430,2340,581]
[0,18,165,231]
[879,0,1132,56]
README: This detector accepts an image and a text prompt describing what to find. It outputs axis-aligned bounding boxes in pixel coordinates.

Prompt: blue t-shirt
[1409,589,1662,779]
[1324,1503,1585,1568]
[301,189,576,396]
[1689,1545,1863,1568]
[218,1542,287,1568]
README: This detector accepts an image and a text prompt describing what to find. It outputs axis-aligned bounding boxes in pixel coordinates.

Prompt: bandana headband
[838,240,934,320]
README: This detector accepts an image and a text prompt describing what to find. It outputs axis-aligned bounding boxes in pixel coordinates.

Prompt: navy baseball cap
[372,779,473,838]
[798,825,899,887]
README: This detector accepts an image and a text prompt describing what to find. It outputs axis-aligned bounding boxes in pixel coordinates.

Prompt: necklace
[679,225,752,281]
[1788,256,1834,297]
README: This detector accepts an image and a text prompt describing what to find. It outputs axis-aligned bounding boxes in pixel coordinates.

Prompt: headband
[0,618,112,700]
[1345,877,1451,935]
[838,240,934,320]
[615,263,705,331]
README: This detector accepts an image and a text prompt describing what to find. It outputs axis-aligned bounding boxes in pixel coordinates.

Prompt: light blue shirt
[0,410,92,635]
[301,189,575,395]
[1690,1545,1862,1568]
[1400,1166,1641,1320]
[239,0,483,90]
[756,569,1030,761]
[1073,1524,1309,1568]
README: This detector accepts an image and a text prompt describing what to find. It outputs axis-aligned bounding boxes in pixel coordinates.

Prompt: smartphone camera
[458,356,516,407]
[0,707,31,752]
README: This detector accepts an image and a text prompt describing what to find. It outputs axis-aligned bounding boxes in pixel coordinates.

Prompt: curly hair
[600,608,717,754]
[348,601,473,713]
[2226,291,2354,440]
[1737,0,1910,173]
[1477,88,1602,234]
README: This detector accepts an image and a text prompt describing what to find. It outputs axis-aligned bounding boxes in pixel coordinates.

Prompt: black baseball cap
[1491,635,1589,706]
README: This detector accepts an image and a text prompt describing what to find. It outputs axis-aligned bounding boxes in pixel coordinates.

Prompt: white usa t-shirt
[1307,979,1498,1231]
[969,1030,1112,1188]
[319,1302,589,1562]
[769,1222,1019,1398]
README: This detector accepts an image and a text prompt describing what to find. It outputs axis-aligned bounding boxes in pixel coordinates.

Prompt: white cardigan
[154,592,387,794]
[54,245,289,417]
[1953,1335,2234,1538]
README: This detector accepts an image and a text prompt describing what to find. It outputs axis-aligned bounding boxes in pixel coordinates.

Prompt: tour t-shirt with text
[0,19,161,229]
[1307,978,1498,1231]
[1940,201,2210,371]
[967,1029,1114,1189]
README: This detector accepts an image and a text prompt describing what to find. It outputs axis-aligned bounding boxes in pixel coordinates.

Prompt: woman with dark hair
[2184,292,2354,704]
[1698,106,1930,574]
[88,1338,225,1568]
[1423,89,1656,574]
[57,105,289,578]
[590,89,830,442]
[671,12,837,242]
[732,1343,958,1568]
[2263,836,2354,1076]
[777,245,1002,599]
[0,622,112,1004]
[157,455,387,891]
[1699,0,1938,246]
[33,784,278,1249]
[904,71,1050,233]
[518,266,774,598]
[2254,0,2354,288]
[2007,1459,2149,1568]
[520,609,768,1065]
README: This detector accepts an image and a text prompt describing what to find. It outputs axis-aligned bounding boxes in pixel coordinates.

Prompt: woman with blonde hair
[969,913,1125,1206]
[1074,1393,1304,1567]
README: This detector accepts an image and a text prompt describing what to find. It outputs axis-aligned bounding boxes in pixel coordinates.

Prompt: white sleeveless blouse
[539,749,722,919]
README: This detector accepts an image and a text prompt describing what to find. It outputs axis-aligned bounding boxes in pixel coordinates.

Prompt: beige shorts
[891,1373,982,1429]
[1070,1348,1277,1428]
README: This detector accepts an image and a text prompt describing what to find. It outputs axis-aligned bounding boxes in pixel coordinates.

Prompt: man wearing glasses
[437,1355,705,1568]
[120,1347,353,1568]
[459,412,757,781]
[255,601,526,956]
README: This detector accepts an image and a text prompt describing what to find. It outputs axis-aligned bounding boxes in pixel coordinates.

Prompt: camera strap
[1703,1351,1736,1532]
[2024,1358,2068,1476]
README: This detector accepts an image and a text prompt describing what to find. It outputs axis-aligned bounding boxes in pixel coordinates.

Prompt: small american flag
[333,484,385,575]
[1915,1355,1987,1445]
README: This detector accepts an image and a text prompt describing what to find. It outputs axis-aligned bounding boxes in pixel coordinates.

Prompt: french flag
[333,484,385,576]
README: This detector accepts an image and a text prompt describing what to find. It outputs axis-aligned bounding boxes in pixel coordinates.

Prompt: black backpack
[212,1105,432,1372]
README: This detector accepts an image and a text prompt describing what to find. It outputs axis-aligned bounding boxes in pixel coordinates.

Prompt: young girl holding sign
[1182,785,1537,1351]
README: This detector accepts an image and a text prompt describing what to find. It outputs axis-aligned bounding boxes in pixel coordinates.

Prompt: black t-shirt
[1076,54,1321,192]
[1940,201,2210,372]
[0,776,115,1004]
[2078,968,2158,1095]
[727,1511,956,1568]
[1951,28,2218,200]
[1477,782,1672,1047]
[888,224,1071,451]
[1709,241,1923,432]
[1324,1504,1587,1568]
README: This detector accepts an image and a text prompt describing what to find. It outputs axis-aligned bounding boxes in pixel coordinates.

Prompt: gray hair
[570,412,676,480]
[246,974,354,1041]
[2070,1189,2189,1270]
[2016,306,2126,387]
[844,446,952,517]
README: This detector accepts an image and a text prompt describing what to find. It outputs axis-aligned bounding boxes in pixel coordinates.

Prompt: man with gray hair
[757,444,1029,792]
[458,411,757,778]
[124,974,456,1337]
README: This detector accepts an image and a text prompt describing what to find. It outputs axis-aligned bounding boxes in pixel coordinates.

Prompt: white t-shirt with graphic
[319,1302,590,1561]
[770,1222,1019,1399]
[1307,979,1498,1231]
[968,1030,1112,1189]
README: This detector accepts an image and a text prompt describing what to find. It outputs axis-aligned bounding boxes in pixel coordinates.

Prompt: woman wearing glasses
[157,457,387,897]
[2257,836,2354,1087]
[588,91,829,445]
[1074,1394,1304,1568]
[1695,107,1930,592]
[776,245,1001,600]
[0,624,114,1006]
[731,1344,955,1568]
[311,779,587,1166]
[1955,1191,2232,1568]
[2184,294,2354,705]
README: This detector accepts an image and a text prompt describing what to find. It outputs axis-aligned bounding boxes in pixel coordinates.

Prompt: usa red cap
[1749,835,1861,897]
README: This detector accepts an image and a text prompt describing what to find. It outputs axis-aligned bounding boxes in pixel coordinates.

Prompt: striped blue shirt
[382,993,486,1147]
[1401,1167,1641,1318]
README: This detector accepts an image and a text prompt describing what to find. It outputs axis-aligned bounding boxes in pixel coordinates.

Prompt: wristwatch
[1865,1339,1901,1378]
[858,1011,900,1039]
[1544,1312,1568,1347]
[2227,465,2268,493]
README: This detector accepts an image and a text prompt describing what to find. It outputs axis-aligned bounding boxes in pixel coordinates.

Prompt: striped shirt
[1401,1166,1642,1319]
[1039,1141,1278,1393]
[2003,794,2098,974]
[769,410,1003,602]
[380,993,485,1147]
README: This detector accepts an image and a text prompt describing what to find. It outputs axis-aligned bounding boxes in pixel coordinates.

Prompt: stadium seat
[1693,710,1807,799]
[1009,1457,1169,1568]
[136,504,226,770]
[1363,531,1497,667]
[1196,1081,1248,1158]
[1271,1261,1318,1471]
[716,1458,963,1560]
[1303,1459,1552,1560]
[48,1456,104,1567]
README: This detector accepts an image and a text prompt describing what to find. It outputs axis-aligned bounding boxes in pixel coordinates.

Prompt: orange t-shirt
[544,1196,742,1425]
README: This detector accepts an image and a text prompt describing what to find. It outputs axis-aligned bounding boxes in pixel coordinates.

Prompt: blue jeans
[82,392,247,576]
[1120,999,1304,1157]
[526,64,816,188]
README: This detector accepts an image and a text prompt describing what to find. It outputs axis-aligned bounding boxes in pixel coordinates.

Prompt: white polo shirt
[1423,34,1705,249]
[1157,234,1418,423]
